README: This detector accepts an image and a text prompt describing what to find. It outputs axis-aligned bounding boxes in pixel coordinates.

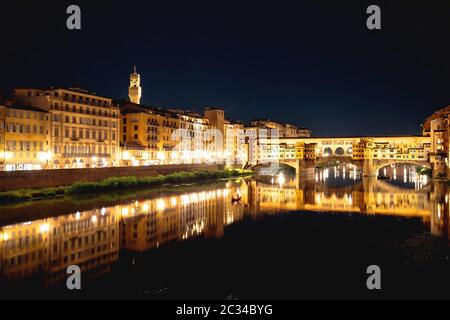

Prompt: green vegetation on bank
[0,169,252,205]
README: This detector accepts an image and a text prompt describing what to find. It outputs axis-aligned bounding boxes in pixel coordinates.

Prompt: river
[0,166,449,299]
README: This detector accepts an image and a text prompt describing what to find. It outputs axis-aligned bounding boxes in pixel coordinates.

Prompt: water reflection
[0,167,448,288]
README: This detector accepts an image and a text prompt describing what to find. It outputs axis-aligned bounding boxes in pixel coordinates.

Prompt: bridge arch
[373,160,431,176]
[323,147,333,157]
[253,161,298,175]
[335,147,345,156]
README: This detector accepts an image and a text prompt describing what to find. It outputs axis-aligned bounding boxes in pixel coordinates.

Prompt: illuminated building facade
[0,103,51,171]
[422,105,450,177]
[120,103,220,165]
[225,121,248,165]
[0,105,5,170]
[120,102,180,165]
[250,119,311,137]
[12,88,120,169]
[171,109,217,163]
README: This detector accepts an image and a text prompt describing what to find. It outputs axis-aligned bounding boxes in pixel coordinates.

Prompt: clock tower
[128,65,142,104]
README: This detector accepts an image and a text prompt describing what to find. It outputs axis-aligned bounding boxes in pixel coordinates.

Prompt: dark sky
[1,0,450,136]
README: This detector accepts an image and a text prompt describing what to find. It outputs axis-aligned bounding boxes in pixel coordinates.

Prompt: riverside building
[0,102,51,171]
[12,87,120,169]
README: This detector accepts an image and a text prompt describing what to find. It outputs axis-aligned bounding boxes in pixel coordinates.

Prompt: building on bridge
[250,119,311,138]
[422,109,450,178]
[255,135,435,177]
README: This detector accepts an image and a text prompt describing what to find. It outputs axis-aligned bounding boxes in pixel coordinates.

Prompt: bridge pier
[362,159,376,177]
[280,159,313,177]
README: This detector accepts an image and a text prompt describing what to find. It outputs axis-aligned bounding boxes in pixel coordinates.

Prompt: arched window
[323,147,332,156]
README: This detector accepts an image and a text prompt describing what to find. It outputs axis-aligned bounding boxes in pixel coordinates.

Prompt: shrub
[31,188,57,198]
[0,190,33,203]
[1,169,254,201]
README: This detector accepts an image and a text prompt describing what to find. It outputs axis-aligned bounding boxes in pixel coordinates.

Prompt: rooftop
[14,87,113,100]
[6,104,49,113]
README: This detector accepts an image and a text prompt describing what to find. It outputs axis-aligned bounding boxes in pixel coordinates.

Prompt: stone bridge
[255,135,436,177]
[278,157,430,177]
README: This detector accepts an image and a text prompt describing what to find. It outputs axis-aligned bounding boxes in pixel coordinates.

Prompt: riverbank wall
[0,164,225,192]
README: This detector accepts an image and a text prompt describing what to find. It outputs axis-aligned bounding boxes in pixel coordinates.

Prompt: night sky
[1,0,449,136]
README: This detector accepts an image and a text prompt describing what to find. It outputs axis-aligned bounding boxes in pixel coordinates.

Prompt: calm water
[0,166,449,299]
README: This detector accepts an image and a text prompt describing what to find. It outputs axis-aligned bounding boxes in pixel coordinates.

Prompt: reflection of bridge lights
[277,173,286,186]
[315,193,322,203]
[156,199,166,211]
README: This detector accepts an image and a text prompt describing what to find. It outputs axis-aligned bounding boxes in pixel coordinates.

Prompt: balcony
[121,144,146,151]
[62,153,111,158]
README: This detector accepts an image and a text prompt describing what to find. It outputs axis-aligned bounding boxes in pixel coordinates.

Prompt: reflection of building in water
[119,187,246,252]
[0,185,247,283]
[2,177,449,285]
[46,208,119,286]
[0,208,120,284]
[430,182,449,240]
[246,177,433,219]
[0,220,50,280]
